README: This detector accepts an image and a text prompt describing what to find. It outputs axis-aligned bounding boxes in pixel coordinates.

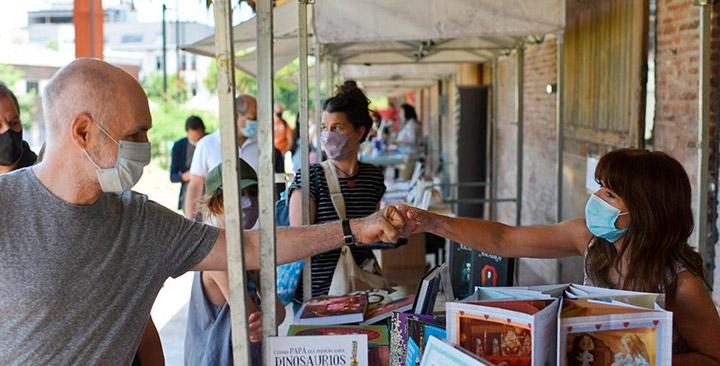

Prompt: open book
[444,284,672,366]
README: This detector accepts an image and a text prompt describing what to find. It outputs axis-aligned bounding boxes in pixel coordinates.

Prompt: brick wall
[654,0,720,299]
[490,1,720,293]
[495,38,564,284]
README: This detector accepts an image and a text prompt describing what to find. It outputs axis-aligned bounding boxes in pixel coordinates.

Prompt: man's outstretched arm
[194,205,405,271]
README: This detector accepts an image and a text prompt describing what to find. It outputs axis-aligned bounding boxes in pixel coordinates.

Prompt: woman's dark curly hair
[323,80,373,142]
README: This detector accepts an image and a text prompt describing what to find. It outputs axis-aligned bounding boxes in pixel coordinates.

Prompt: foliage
[203,58,317,128]
[142,71,189,104]
[0,64,36,130]
[147,98,219,169]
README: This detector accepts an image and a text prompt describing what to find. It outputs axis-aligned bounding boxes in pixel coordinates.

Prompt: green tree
[0,64,36,130]
[142,71,189,104]
[147,100,219,168]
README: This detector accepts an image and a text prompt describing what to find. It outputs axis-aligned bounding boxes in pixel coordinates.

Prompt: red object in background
[481,265,498,287]
[74,0,104,59]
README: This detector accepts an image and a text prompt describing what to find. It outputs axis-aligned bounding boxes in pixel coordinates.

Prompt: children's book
[558,298,672,366]
[445,284,672,366]
[295,293,368,325]
[447,298,561,366]
[421,336,496,366]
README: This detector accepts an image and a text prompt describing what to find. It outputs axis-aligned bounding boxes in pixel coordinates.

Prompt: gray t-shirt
[0,168,220,365]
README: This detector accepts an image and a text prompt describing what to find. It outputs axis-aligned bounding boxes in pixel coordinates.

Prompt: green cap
[204,159,258,194]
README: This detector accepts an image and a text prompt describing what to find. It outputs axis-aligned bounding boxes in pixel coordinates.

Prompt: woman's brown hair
[585,149,704,296]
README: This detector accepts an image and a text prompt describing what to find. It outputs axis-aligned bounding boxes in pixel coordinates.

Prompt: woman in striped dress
[288,80,387,306]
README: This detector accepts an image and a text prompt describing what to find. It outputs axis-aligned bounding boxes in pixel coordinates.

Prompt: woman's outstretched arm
[399,205,591,259]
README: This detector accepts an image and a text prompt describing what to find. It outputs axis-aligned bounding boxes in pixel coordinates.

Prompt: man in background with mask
[0,82,37,174]
[0,58,407,365]
[184,94,284,219]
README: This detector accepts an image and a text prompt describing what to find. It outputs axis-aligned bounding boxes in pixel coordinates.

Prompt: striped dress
[289,162,387,303]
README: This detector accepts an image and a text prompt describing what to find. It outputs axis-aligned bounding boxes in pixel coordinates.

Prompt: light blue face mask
[241,119,258,137]
[585,194,630,243]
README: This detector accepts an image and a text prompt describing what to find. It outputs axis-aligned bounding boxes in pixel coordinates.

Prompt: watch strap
[342,219,355,245]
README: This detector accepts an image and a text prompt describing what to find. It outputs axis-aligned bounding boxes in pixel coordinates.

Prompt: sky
[0,0,253,37]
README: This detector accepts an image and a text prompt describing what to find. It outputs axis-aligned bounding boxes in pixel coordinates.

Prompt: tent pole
[306,36,322,302]
[213,0,251,364]
[256,0,278,356]
[694,0,712,272]
[514,44,524,285]
[298,0,313,305]
[556,33,565,224]
[298,1,310,226]
[491,58,498,221]
[515,45,524,228]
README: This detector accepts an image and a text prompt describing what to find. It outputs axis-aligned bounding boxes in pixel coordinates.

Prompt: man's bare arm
[193,206,405,271]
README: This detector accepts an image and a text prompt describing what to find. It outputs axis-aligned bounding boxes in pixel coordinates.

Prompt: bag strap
[321,160,346,220]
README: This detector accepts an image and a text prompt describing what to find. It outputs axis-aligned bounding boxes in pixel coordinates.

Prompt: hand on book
[354,205,406,244]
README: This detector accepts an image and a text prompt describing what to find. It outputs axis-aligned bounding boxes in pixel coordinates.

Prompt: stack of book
[294,287,415,326]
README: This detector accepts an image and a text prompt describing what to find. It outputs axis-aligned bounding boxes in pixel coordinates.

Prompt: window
[191,56,197,71]
[181,55,187,70]
[26,81,39,94]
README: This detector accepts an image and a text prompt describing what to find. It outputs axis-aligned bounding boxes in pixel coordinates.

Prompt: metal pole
[556,33,565,223]
[515,45,524,228]
[213,0,251,364]
[491,58,499,221]
[298,0,313,304]
[256,0,279,359]
[175,0,181,104]
[162,4,167,94]
[308,33,322,302]
[694,0,712,268]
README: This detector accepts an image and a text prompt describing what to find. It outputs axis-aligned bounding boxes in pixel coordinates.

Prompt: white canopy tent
[183,0,565,74]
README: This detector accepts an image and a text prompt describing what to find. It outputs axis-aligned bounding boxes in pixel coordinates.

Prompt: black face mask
[0,129,23,166]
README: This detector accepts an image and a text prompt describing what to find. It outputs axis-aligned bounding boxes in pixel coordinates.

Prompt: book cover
[471,250,515,289]
[449,242,474,298]
[558,298,672,366]
[288,325,390,366]
[266,335,368,366]
[447,298,560,366]
[362,294,415,325]
[295,293,368,325]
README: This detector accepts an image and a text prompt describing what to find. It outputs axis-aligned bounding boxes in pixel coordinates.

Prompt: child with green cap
[184,160,285,366]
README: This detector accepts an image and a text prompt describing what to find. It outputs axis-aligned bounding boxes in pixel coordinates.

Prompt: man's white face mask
[82,119,151,193]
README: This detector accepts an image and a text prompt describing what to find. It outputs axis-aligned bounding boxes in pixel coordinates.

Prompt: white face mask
[83,120,152,193]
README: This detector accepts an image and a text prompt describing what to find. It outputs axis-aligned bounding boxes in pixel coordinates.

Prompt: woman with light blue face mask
[398,149,720,364]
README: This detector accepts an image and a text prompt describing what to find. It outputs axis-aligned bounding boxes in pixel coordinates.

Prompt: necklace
[333,163,358,188]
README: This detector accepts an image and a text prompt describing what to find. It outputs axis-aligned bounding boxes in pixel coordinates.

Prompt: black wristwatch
[342,219,356,245]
